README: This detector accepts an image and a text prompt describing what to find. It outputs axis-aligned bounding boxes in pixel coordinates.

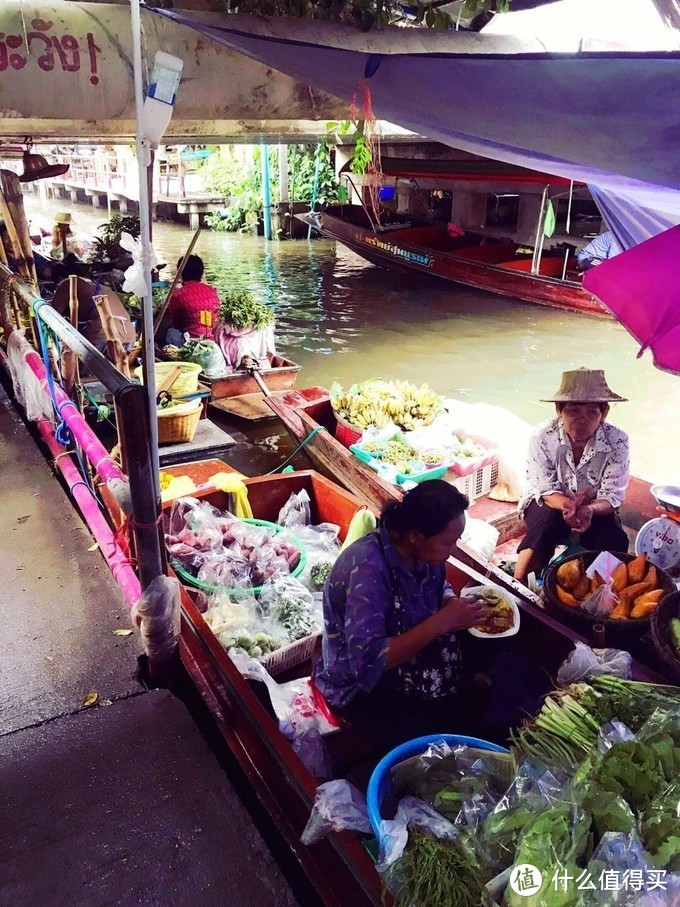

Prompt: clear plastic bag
[580,831,666,906]
[557,642,633,685]
[182,338,226,377]
[482,762,570,872]
[259,574,319,642]
[204,592,285,658]
[389,741,515,824]
[580,579,618,619]
[131,574,181,660]
[277,488,312,528]
[377,796,458,872]
[6,330,54,424]
[641,781,680,872]
[163,496,224,562]
[295,524,341,591]
[300,780,371,845]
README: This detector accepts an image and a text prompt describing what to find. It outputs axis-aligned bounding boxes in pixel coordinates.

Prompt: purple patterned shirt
[314,524,460,709]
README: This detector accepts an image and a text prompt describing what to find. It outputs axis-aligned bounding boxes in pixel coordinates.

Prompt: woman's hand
[437,596,490,633]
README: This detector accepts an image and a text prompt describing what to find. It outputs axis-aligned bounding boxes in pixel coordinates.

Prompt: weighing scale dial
[635,516,680,571]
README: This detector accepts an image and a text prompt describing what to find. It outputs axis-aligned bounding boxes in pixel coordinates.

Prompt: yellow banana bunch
[331,379,442,431]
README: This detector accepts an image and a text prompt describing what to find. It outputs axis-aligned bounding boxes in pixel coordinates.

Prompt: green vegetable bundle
[218,290,274,330]
[387,830,489,907]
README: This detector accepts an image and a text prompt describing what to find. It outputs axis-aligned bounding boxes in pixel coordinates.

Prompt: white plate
[464,584,521,639]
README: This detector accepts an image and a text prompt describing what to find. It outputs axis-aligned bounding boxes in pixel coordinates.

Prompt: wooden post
[93,293,132,379]
[61,274,80,392]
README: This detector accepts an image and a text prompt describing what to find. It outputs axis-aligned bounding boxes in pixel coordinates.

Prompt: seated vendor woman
[314,481,490,753]
[514,368,630,584]
[167,254,221,344]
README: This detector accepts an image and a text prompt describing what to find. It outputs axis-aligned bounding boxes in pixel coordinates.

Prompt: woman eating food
[514,368,630,585]
[314,480,490,751]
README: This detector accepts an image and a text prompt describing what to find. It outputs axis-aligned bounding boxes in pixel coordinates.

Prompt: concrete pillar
[189,208,200,231]
[451,190,487,230]
[278,143,289,203]
[334,147,359,203]
[69,189,79,204]
[516,193,545,245]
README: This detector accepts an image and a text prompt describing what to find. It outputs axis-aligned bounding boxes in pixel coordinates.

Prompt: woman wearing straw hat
[514,368,630,584]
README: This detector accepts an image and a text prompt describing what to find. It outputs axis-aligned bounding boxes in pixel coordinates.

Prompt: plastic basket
[651,590,680,682]
[335,413,363,448]
[366,734,509,841]
[157,399,202,444]
[351,435,448,486]
[135,361,203,397]
[450,460,498,501]
[260,631,322,677]
[172,518,307,596]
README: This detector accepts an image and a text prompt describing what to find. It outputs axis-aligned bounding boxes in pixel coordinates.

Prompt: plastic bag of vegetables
[202,592,286,659]
[377,797,489,907]
[259,574,320,642]
[295,523,341,591]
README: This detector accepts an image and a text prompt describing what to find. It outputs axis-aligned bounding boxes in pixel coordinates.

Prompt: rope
[35,314,71,446]
[264,425,325,476]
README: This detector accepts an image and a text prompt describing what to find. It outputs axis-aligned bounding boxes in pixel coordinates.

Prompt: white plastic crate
[450,460,499,501]
[260,631,322,676]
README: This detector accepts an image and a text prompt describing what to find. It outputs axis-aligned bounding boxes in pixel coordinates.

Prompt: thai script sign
[0,17,101,82]
[360,233,433,267]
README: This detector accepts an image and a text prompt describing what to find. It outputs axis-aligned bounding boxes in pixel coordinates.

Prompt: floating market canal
[27,197,678,484]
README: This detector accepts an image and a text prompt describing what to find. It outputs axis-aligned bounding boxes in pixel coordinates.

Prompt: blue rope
[265,425,325,475]
[35,311,72,447]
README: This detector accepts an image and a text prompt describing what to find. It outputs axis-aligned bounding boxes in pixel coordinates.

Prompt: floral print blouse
[314,524,461,709]
[519,418,630,514]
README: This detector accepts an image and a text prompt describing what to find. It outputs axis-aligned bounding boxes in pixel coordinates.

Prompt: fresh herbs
[310,562,333,590]
[218,290,275,330]
[387,831,487,907]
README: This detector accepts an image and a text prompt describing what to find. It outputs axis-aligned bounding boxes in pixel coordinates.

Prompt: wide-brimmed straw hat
[18,150,69,183]
[54,212,72,225]
[541,368,627,403]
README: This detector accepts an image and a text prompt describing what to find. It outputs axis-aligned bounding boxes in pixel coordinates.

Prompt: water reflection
[26,197,680,484]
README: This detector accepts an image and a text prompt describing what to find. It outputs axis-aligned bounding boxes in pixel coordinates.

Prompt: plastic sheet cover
[144,5,680,248]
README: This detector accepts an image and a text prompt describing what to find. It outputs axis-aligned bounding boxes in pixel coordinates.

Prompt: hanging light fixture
[18,141,69,183]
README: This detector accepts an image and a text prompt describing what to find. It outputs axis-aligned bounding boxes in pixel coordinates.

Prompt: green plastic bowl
[172,517,307,596]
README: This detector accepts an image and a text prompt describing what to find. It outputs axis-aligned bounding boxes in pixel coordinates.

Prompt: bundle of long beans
[510,677,680,772]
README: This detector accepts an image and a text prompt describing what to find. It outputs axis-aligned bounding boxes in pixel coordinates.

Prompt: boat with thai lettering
[298,205,606,317]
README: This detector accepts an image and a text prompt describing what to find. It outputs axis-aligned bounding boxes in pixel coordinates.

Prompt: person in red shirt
[168,255,221,341]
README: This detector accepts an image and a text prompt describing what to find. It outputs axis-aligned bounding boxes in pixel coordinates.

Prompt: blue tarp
[144,6,680,248]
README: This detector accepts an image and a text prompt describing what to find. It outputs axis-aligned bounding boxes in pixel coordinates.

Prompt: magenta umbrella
[584,225,680,376]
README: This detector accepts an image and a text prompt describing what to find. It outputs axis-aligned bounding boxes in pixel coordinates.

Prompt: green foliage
[218,290,275,329]
[326,120,373,176]
[201,145,345,232]
[89,215,140,264]
[205,0,509,28]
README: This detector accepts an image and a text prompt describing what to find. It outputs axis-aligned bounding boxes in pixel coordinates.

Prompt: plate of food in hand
[465,584,521,639]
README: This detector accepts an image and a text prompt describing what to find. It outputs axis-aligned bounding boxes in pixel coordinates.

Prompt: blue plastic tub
[366,733,509,840]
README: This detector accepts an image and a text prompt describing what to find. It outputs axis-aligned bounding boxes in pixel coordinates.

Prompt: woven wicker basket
[157,399,202,444]
[135,361,203,397]
[651,590,680,682]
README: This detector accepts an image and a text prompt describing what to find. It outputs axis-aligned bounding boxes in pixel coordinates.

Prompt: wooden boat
[202,354,301,400]
[267,386,663,610]
[140,461,673,906]
[299,206,606,317]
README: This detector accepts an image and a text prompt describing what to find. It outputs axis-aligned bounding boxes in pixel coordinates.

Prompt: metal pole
[130,0,162,509]
[561,180,575,281]
[261,144,272,241]
[307,143,323,240]
[114,384,167,588]
[531,186,548,275]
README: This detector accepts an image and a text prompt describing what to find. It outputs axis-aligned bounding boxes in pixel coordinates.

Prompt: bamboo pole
[531,186,548,276]
[61,274,80,392]
[561,180,575,281]
[0,170,37,286]
[152,225,201,335]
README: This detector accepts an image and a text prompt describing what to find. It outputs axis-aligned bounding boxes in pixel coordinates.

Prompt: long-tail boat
[298,206,606,317]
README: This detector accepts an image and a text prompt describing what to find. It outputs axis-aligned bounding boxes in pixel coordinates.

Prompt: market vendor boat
[128,460,676,907]
[201,353,301,401]
[267,386,666,612]
[299,206,606,317]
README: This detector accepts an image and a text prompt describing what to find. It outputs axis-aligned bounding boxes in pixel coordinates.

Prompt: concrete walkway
[0,387,299,906]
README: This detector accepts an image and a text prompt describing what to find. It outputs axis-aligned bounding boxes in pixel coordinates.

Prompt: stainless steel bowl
[651,484,680,514]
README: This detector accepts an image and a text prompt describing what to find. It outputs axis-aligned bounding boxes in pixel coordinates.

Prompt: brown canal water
[28,198,679,485]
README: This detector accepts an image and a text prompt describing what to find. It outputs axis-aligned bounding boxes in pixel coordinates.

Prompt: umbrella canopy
[583,225,680,376]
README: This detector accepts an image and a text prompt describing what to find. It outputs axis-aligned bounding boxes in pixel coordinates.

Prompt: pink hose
[37,418,141,607]
[19,336,126,487]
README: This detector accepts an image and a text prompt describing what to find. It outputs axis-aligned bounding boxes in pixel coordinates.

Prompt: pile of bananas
[332,380,442,432]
